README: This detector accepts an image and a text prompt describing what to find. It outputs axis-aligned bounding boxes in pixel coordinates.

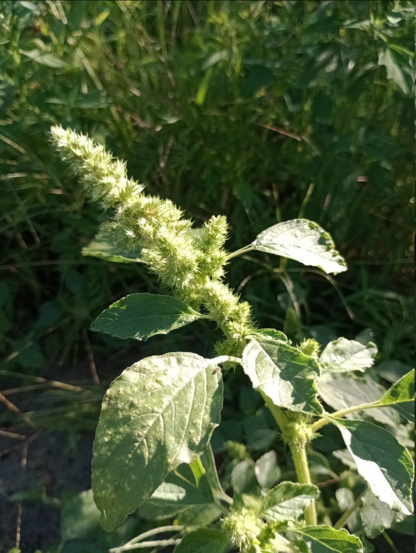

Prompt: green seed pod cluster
[50,126,255,353]
[299,338,321,359]
[222,508,265,552]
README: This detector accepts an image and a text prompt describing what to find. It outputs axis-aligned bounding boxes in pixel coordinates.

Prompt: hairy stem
[291,445,317,525]
[260,391,317,525]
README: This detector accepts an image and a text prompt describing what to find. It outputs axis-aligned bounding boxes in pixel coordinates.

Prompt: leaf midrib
[108,358,218,508]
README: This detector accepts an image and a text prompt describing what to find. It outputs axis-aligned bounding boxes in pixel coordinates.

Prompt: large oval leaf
[293,526,363,553]
[319,338,377,374]
[91,293,200,341]
[261,481,319,522]
[243,336,323,415]
[92,352,223,531]
[251,219,347,275]
[360,489,406,539]
[333,418,414,515]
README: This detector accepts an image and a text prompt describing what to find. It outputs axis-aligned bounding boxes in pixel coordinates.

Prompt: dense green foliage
[1,0,414,372]
[0,1,414,552]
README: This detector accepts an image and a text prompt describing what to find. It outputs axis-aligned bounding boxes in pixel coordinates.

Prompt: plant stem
[260,391,317,526]
[260,391,288,433]
[310,400,381,432]
[213,489,234,507]
[334,496,363,529]
[291,445,317,526]
[226,245,254,260]
[110,539,182,551]
[382,531,400,553]
[109,526,184,552]
[211,355,242,365]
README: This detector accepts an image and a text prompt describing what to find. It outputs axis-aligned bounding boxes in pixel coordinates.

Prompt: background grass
[0,1,414,551]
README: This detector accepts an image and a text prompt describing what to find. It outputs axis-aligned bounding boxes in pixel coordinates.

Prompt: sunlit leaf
[334,418,414,515]
[317,374,400,427]
[377,370,415,423]
[243,336,323,415]
[92,352,223,530]
[261,481,319,522]
[251,220,347,274]
[360,489,406,539]
[320,338,377,374]
[293,526,363,553]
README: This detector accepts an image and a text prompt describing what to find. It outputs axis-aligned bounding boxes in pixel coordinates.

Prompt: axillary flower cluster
[50,126,254,354]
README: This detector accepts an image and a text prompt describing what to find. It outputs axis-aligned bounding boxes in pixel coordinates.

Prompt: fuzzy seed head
[299,338,321,358]
[51,126,256,352]
[222,508,264,552]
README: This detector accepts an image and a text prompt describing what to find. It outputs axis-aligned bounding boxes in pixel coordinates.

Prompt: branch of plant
[310,400,386,432]
[109,526,184,553]
[334,495,363,530]
[110,539,182,552]
[211,355,242,365]
[226,245,254,260]
[382,531,401,553]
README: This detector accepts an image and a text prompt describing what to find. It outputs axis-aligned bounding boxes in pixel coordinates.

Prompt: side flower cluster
[50,126,254,353]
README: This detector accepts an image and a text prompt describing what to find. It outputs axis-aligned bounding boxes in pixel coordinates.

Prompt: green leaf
[320,339,377,374]
[261,481,319,522]
[378,48,412,95]
[20,49,67,68]
[174,528,230,553]
[360,489,406,539]
[255,451,281,489]
[82,231,143,263]
[317,375,400,427]
[243,336,323,415]
[333,418,414,516]
[251,219,347,275]
[231,459,257,494]
[247,428,278,451]
[378,370,415,423]
[146,471,213,508]
[293,526,363,553]
[176,503,223,527]
[91,294,200,341]
[92,352,223,531]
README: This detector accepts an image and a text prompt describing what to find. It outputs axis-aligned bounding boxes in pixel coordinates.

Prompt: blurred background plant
[0,1,414,552]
